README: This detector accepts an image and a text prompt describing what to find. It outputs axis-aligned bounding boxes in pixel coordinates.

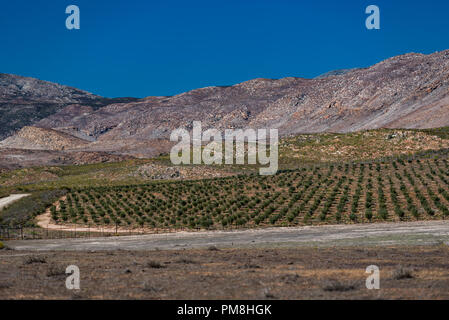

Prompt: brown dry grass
[1,245,448,299]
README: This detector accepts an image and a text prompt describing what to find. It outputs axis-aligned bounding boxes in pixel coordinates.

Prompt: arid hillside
[0,73,138,140]
[1,49,449,160]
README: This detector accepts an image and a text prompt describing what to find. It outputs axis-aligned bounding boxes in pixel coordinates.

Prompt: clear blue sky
[1,0,448,98]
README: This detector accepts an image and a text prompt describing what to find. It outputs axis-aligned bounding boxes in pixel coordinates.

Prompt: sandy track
[0,194,30,211]
[5,220,449,251]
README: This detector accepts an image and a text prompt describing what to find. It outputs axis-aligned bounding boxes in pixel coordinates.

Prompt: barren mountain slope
[0,73,138,140]
[0,126,89,150]
[2,50,449,158]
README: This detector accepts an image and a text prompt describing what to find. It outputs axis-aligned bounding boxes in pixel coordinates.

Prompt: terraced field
[49,157,449,230]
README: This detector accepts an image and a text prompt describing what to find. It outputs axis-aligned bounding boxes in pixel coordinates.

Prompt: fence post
[20,226,23,240]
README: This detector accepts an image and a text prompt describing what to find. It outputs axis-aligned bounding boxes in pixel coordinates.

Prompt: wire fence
[0,224,231,241]
[0,225,138,240]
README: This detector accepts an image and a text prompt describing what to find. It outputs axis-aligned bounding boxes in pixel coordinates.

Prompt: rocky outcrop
[0,148,133,170]
[0,126,89,151]
[0,73,139,140]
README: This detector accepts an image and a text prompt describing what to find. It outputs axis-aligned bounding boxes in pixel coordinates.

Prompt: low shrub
[147,260,166,269]
[322,280,357,292]
[46,264,66,277]
[392,266,414,280]
[24,255,47,265]
[0,189,68,226]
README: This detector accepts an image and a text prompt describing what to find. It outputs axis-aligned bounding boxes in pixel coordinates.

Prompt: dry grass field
[1,245,448,299]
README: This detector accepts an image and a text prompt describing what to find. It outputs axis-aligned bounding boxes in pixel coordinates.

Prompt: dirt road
[0,194,30,211]
[5,220,449,251]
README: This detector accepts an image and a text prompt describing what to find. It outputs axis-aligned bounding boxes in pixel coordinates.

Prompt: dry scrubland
[1,246,449,299]
[280,129,449,163]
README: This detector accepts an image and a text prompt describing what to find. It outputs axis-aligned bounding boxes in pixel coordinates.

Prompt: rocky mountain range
[1,49,449,167]
[0,73,138,140]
